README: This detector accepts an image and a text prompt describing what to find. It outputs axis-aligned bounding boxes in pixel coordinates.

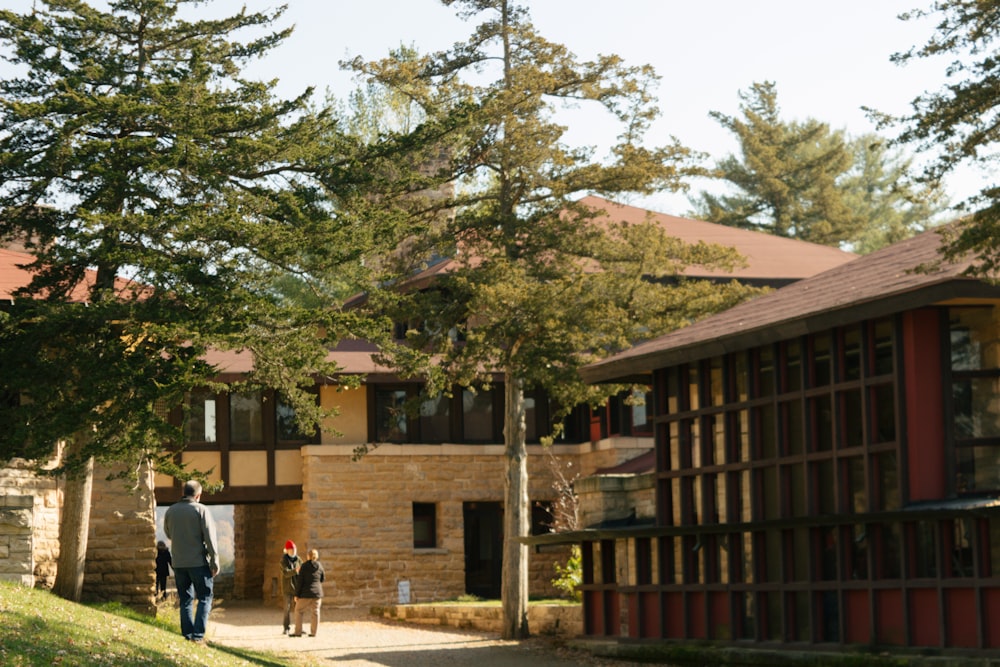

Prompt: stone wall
[384,601,582,636]
[82,463,158,614]
[0,459,61,588]
[575,472,656,528]
[0,495,34,586]
[258,444,581,609]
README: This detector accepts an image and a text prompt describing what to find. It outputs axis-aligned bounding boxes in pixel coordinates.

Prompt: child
[155,540,172,599]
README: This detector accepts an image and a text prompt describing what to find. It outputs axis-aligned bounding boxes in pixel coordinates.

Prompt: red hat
[284,540,296,550]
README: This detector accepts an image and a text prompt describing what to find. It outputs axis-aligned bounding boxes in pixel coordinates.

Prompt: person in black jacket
[291,548,325,637]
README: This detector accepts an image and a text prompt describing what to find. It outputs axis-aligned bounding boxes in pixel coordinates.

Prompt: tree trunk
[52,435,94,602]
[501,374,529,639]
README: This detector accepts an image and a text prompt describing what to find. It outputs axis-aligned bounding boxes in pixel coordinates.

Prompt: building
[2,197,855,612]
[556,225,1000,652]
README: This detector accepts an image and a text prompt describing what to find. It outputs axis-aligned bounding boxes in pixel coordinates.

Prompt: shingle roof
[581,225,998,383]
[576,196,856,280]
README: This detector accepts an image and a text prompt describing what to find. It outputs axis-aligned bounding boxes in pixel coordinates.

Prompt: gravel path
[207,601,650,667]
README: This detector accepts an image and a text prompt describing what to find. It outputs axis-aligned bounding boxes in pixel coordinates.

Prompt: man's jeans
[174,565,214,640]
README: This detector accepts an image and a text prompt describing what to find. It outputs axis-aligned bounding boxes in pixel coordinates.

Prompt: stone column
[0,495,34,586]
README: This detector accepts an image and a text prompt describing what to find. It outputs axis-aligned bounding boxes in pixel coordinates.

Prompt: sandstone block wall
[0,495,34,586]
[576,472,656,528]
[256,445,578,609]
[0,459,61,588]
[82,463,158,614]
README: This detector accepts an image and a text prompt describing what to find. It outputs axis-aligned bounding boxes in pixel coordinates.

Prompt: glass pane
[419,393,450,442]
[710,357,724,406]
[839,390,863,449]
[781,398,804,456]
[276,395,309,441]
[763,466,780,520]
[462,389,493,441]
[688,419,701,469]
[844,457,866,514]
[914,522,937,578]
[810,394,833,452]
[956,446,1000,493]
[789,463,806,518]
[758,347,775,397]
[875,522,902,580]
[525,394,537,441]
[230,391,263,443]
[739,469,752,522]
[950,307,1000,371]
[688,365,700,411]
[737,410,750,462]
[812,333,832,387]
[871,383,896,443]
[785,340,802,392]
[630,388,652,435]
[793,528,809,581]
[184,389,217,443]
[953,376,1000,438]
[666,367,680,413]
[757,404,776,460]
[669,422,681,470]
[711,413,725,465]
[842,327,861,381]
[376,389,408,442]
[875,452,900,510]
[735,353,749,402]
[815,460,835,515]
[872,319,894,376]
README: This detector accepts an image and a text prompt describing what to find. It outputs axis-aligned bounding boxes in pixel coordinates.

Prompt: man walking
[164,480,219,643]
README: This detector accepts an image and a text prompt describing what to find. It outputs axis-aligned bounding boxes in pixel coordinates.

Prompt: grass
[0,580,300,666]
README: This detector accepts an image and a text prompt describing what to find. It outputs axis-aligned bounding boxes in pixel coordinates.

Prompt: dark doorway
[463,501,503,599]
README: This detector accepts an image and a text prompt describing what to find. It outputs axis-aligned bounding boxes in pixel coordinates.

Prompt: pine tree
[692,81,859,246]
[0,0,426,598]
[876,0,1000,276]
[350,0,760,638]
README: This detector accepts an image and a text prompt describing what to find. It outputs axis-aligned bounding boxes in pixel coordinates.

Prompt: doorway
[463,501,503,599]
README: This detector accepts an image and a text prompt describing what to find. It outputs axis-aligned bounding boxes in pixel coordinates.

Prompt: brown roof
[0,247,98,302]
[581,225,999,383]
[577,196,856,280]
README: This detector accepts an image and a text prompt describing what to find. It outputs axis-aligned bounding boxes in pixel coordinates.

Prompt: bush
[552,545,582,602]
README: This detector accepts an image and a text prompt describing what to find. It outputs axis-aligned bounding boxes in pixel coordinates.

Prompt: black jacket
[295,559,325,598]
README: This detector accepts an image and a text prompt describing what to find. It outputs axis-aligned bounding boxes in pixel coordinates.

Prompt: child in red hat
[280,540,301,634]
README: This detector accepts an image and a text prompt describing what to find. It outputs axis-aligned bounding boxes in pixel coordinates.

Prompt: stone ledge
[379,602,582,636]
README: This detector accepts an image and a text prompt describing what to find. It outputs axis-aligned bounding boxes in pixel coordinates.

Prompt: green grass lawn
[0,580,298,666]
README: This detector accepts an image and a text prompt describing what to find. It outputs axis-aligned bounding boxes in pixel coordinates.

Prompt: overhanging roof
[581,225,999,384]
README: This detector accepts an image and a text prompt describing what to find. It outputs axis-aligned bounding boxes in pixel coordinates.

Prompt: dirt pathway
[207,601,648,667]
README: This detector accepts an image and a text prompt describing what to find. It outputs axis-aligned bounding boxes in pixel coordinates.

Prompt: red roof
[0,246,144,303]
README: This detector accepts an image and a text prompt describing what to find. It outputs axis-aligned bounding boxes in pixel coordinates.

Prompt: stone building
[3,197,853,612]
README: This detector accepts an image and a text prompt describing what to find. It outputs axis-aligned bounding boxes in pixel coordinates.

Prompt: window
[276,394,313,442]
[230,391,263,444]
[949,307,1000,494]
[412,502,436,548]
[375,388,409,442]
[185,389,217,443]
[419,393,450,442]
[462,387,494,441]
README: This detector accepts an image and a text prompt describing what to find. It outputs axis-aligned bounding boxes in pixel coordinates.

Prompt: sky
[232,0,977,215]
[0,0,982,216]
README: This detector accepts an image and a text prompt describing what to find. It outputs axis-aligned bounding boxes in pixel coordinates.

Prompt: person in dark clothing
[155,540,172,598]
[291,548,325,637]
[280,540,301,635]
[163,480,219,643]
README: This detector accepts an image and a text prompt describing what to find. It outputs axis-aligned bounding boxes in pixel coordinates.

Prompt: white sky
[237,0,976,214]
[1,0,982,215]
